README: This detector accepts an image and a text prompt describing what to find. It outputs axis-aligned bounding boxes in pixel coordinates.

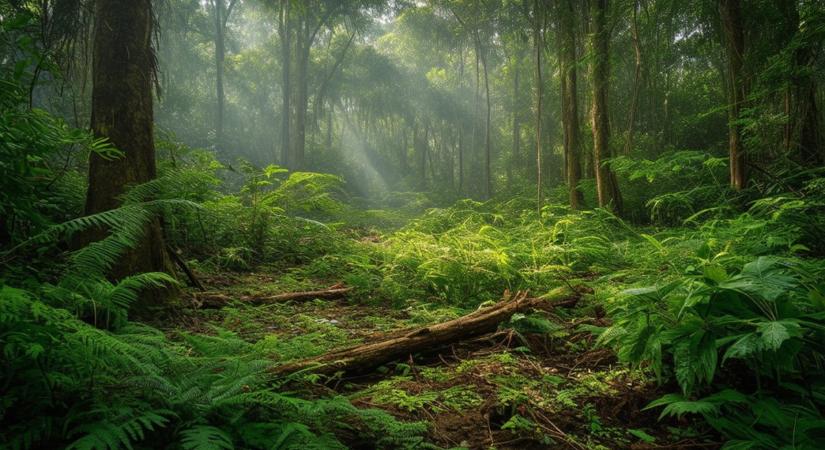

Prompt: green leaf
[703,265,728,283]
[180,425,234,450]
[640,233,665,253]
[722,333,762,362]
[628,428,656,443]
[757,320,800,351]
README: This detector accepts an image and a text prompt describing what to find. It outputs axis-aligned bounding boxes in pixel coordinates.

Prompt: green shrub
[601,255,825,448]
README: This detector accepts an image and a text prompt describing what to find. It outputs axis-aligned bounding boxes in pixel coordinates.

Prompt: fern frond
[180,425,234,450]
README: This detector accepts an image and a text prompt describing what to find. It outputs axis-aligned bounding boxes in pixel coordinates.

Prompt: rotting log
[193,285,352,308]
[273,288,577,377]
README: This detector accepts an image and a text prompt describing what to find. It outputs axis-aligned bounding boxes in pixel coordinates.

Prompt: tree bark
[85,0,173,302]
[557,0,584,210]
[719,0,747,190]
[589,0,622,214]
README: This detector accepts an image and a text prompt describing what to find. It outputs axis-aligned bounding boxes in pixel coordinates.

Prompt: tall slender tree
[211,0,237,154]
[556,0,584,209]
[719,0,747,190]
[534,0,543,214]
[278,0,292,166]
[780,0,822,166]
[509,53,521,190]
[623,0,642,155]
[588,0,622,213]
[480,40,492,199]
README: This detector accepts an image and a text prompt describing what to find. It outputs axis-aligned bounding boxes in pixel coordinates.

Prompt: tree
[211,0,238,154]
[719,0,747,190]
[278,0,292,166]
[447,1,494,199]
[623,0,642,155]
[85,0,173,297]
[533,0,544,213]
[588,0,622,214]
[781,0,822,166]
[292,1,359,170]
[556,0,584,210]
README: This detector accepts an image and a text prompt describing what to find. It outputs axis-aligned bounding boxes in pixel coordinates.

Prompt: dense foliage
[2,0,825,449]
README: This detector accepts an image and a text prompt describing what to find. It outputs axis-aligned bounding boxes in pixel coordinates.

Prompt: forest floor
[160,214,718,450]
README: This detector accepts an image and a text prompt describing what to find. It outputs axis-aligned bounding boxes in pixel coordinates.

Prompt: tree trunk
[213,0,227,153]
[326,103,333,153]
[797,77,821,166]
[85,0,172,301]
[278,0,291,166]
[589,0,622,214]
[421,124,429,189]
[473,44,480,196]
[719,0,747,190]
[534,0,543,215]
[458,125,464,195]
[400,126,408,174]
[623,0,642,155]
[313,31,356,124]
[510,60,521,190]
[780,1,822,166]
[557,0,584,210]
[458,47,465,195]
[481,44,492,200]
[293,22,310,170]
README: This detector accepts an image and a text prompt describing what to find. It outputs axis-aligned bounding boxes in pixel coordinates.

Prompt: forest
[1,0,825,448]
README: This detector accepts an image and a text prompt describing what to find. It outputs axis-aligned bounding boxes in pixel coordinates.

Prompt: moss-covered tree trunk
[85,0,172,301]
[588,0,622,214]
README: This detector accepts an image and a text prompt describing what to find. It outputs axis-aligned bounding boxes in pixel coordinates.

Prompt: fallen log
[193,285,352,308]
[273,287,576,377]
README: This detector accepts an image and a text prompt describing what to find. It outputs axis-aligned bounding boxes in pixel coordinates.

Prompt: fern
[180,425,234,450]
[65,406,171,450]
